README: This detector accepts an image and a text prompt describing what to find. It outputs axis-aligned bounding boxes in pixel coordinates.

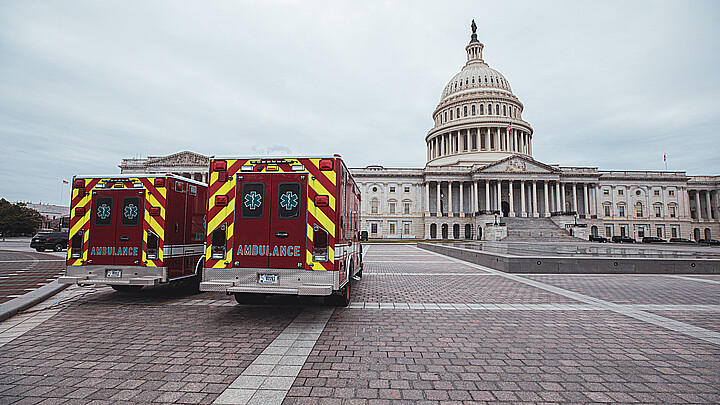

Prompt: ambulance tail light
[240,165,254,172]
[153,178,165,187]
[70,231,83,259]
[211,225,226,260]
[74,207,86,217]
[147,230,159,260]
[312,224,328,262]
[73,179,85,189]
[291,164,305,171]
[149,207,161,216]
[215,195,228,206]
[212,160,227,172]
[319,159,334,171]
[314,195,329,207]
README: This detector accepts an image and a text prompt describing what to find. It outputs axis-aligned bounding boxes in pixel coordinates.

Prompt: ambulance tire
[187,259,203,294]
[111,285,142,293]
[234,293,266,305]
[329,273,352,307]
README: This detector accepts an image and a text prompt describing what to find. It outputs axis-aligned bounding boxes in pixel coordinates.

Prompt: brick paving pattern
[0,243,719,404]
[0,250,65,304]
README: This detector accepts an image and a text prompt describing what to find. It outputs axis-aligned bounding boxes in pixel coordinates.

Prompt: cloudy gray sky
[1,0,719,206]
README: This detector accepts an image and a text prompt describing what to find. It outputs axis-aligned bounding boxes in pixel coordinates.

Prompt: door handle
[120,236,130,242]
[275,231,289,238]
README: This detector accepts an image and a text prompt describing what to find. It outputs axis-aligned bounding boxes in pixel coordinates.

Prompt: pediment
[477,155,559,174]
[147,151,210,167]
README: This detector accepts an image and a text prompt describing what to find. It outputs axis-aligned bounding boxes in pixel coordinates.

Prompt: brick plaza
[0,244,719,404]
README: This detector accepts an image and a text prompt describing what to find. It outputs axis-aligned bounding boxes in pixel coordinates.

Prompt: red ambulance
[199,156,362,306]
[59,174,207,291]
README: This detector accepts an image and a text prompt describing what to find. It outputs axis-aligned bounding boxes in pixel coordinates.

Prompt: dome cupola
[425,20,533,167]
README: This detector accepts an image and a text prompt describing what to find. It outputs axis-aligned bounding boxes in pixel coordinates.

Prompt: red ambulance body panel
[200,157,362,306]
[60,174,207,290]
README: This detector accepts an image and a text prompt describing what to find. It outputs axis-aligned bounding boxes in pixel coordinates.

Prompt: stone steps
[501,217,584,241]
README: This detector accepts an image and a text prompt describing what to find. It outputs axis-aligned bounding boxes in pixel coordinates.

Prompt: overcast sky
[1,0,719,206]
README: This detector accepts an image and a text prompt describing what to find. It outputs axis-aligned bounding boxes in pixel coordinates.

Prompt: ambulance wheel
[53,243,64,252]
[187,259,204,294]
[111,285,142,292]
[329,276,351,307]
[234,293,266,305]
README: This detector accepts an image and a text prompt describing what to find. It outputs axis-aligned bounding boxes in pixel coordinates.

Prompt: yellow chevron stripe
[309,158,336,186]
[308,178,336,209]
[308,199,335,236]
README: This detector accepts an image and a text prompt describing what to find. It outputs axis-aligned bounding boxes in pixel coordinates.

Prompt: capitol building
[121,24,719,242]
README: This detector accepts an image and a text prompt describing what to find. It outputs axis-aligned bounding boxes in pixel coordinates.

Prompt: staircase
[501,217,584,242]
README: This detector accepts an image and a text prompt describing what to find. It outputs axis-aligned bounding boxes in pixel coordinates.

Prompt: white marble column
[460,181,464,216]
[436,182,441,215]
[497,181,502,213]
[543,181,550,217]
[425,182,430,214]
[485,180,490,211]
[695,189,702,221]
[473,181,478,213]
[532,180,538,217]
[509,180,515,217]
[583,183,590,217]
[572,182,578,213]
[520,180,526,217]
[555,182,561,213]
[705,190,712,220]
[448,181,454,216]
[560,182,566,212]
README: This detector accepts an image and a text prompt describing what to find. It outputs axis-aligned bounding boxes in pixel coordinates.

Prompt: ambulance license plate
[258,274,278,284]
[106,269,122,278]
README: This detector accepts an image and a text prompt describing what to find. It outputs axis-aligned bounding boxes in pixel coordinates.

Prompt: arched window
[465,78,468,85]
[617,204,626,217]
[371,198,379,214]
[444,111,447,121]
[453,224,460,239]
[479,104,484,115]
[463,106,467,117]
[456,107,460,117]
[503,105,507,116]
[487,104,492,114]
[471,105,476,115]
[635,202,643,217]
[450,110,453,120]
[484,76,488,84]
[388,201,396,214]
[472,77,475,84]
[430,223,437,239]
[495,104,500,115]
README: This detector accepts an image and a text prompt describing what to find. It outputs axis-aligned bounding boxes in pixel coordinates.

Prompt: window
[495,104,500,115]
[389,202,396,214]
[94,197,113,227]
[481,134,486,149]
[620,225,628,237]
[605,225,613,237]
[603,189,609,195]
[372,186,377,192]
[636,202,643,217]
[403,222,411,235]
[370,223,378,234]
[503,105,507,116]
[669,190,675,196]
[471,134,477,150]
[464,106,467,117]
[371,198,378,214]
[444,111,447,121]
[487,104,491,114]
[389,222,396,234]
[390,187,396,193]
[241,183,265,219]
[471,105,476,115]
[654,190,660,196]
[456,108,460,117]
[404,187,410,193]
[618,189,624,195]
[463,135,468,151]
[669,206,676,218]
[479,104,484,115]
[404,202,411,214]
[277,182,301,219]
[671,226,678,238]
[121,197,141,227]
[450,110,453,120]
[656,226,663,237]
[604,205,611,217]
[635,190,641,196]
[618,205,625,217]
[654,206,661,218]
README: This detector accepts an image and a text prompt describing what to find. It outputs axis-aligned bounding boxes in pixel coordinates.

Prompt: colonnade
[427,127,532,160]
[424,179,597,218]
[688,188,718,221]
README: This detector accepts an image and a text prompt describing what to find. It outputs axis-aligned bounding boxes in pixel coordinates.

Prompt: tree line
[0,199,43,236]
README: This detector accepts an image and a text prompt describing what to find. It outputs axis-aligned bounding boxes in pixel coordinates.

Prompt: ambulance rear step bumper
[59,276,161,286]
[200,281,332,296]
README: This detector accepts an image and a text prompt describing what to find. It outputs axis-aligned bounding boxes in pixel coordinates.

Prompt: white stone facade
[350,28,720,242]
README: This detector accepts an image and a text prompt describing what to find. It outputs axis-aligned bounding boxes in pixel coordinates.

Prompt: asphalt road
[0,243,719,404]
[0,238,65,304]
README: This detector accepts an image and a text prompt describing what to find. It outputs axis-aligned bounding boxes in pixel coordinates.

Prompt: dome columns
[426,125,533,166]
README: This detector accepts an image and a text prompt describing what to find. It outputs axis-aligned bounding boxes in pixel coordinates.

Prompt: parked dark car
[589,235,608,243]
[30,231,68,252]
[359,231,369,241]
[611,235,635,243]
[669,238,695,243]
[642,236,666,243]
[697,239,720,245]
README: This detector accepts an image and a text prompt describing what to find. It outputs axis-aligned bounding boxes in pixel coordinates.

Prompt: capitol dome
[426,22,533,167]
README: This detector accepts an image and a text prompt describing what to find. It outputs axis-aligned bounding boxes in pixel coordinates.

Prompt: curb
[0,280,69,322]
